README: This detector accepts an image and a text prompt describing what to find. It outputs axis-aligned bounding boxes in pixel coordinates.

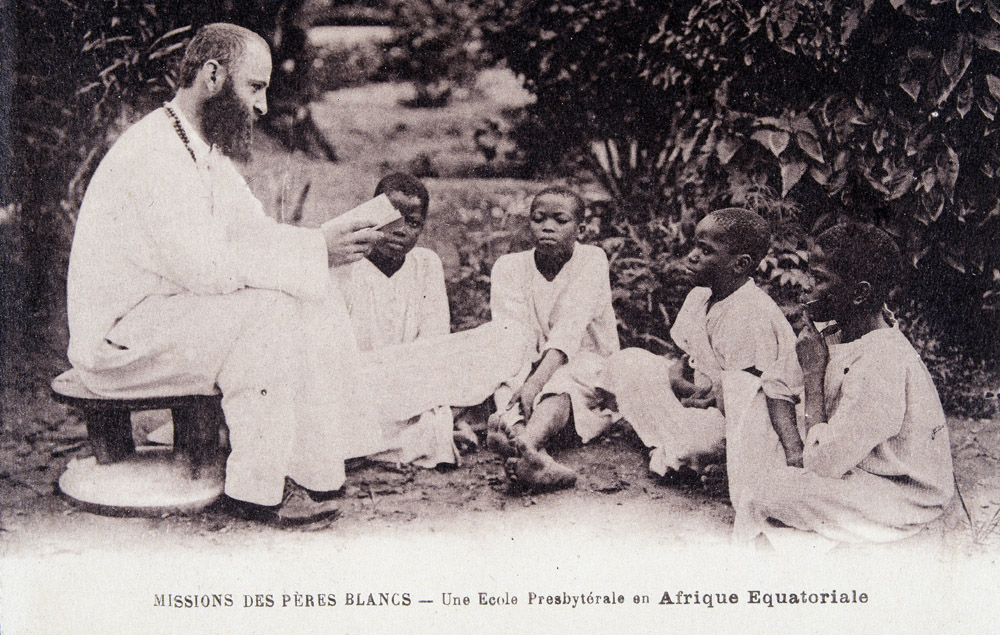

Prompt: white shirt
[490,244,619,361]
[333,247,450,351]
[670,280,801,402]
[804,327,954,508]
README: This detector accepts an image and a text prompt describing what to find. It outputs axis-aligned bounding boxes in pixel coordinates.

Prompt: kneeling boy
[488,187,620,491]
[734,223,954,544]
[606,208,802,485]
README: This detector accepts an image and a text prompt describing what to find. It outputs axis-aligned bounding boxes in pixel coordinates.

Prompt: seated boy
[605,208,802,490]
[334,173,471,467]
[733,223,954,545]
[487,187,620,492]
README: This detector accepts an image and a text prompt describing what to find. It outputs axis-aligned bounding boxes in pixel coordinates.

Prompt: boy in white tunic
[334,173,462,467]
[487,187,620,492]
[734,223,954,545]
[605,208,802,492]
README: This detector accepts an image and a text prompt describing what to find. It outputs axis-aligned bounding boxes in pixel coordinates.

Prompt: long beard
[201,81,255,163]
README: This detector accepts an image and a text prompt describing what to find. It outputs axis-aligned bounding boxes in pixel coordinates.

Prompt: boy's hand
[681,384,716,409]
[587,387,618,412]
[508,379,543,420]
[795,306,830,381]
[668,356,700,398]
[323,218,383,267]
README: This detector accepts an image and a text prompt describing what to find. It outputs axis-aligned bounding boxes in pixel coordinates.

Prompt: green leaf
[980,94,998,120]
[887,171,916,200]
[751,129,790,157]
[810,165,831,185]
[936,145,960,197]
[781,160,808,197]
[900,78,921,102]
[796,131,825,163]
[873,128,889,153]
[987,74,1000,100]
[920,168,938,192]
[957,82,974,117]
[789,114,819,137]
[975,28,1000,53]
[715,135,741,165]
[842,8,861,43]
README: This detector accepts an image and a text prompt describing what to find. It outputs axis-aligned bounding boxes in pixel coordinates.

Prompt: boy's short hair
[705,207,771,266]
[816,223,901,308]
[375,172,430,216]
[532,186,586,221]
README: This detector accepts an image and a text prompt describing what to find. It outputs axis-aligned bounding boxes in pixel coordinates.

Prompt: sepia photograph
[2,1,999,632]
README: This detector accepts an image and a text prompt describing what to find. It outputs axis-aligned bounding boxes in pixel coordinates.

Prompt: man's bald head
[178,23,269,88]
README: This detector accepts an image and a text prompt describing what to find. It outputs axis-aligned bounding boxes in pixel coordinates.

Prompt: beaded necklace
[163,103,197,164]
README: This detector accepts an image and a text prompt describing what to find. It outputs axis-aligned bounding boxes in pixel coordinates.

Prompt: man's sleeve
[802,354,907,479]
[544,248,612,360]
[138,152,328,301]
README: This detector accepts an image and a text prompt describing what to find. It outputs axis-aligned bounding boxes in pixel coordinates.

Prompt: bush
[487,0,1000,368]
[385,0,498,107]
[306,36,389,94]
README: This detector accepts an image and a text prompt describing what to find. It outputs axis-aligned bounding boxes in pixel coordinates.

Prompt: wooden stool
[51,369,226,516]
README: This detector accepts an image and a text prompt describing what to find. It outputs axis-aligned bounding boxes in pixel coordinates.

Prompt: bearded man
[66,23,383,524]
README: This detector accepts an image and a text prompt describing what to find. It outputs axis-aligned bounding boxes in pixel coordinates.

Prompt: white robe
[67,101,377,506]
[733,327,955,544]
[334,248,458,467]
[607,280,801,477]
[489,245,620,442]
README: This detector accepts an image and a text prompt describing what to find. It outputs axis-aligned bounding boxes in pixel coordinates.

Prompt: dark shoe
[274,483,340,527]
[214,495,279,524]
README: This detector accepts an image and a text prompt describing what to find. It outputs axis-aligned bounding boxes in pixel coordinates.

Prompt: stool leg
[172,400,224,478]
[85,409,135,464]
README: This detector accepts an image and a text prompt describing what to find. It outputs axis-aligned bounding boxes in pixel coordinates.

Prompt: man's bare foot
[486,413,518,458]
[453,419,479,454]
[505,447,577,493]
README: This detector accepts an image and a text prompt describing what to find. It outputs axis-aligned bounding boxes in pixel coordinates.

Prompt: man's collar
[166,98,212,160]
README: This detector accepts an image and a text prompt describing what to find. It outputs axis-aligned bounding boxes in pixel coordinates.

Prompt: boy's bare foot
[505,448,577,493]
[453,419,480,454]
[486,413,517,457]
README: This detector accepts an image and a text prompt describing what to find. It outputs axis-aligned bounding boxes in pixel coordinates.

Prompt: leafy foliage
[385,0,497,107]
[487,0,1000,366]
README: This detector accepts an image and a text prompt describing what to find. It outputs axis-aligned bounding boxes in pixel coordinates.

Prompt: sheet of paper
[321,194,401,233]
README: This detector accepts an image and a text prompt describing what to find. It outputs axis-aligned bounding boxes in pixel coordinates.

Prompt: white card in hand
[321,194,401,232]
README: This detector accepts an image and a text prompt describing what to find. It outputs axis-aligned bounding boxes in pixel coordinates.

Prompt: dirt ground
[3,71,1000,563]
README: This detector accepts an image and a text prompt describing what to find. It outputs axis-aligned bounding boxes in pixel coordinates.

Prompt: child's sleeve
[713,311,800,402]
[545,248,613,360]
[490,255,529,325]
[802,352,907,479]
[416,251,451,339]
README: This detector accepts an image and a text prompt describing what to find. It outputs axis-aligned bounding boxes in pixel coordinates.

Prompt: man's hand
[323,218,383,267]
